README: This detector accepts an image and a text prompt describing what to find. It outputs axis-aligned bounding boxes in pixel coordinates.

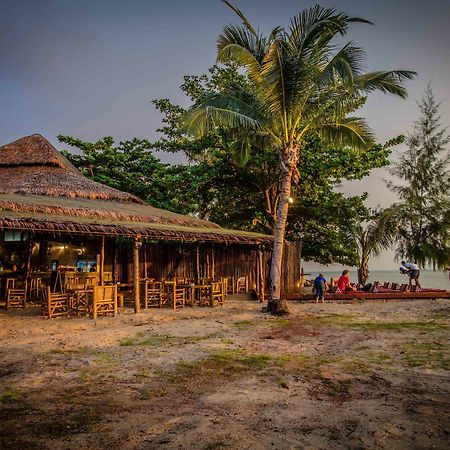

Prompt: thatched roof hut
[0,135,271,244]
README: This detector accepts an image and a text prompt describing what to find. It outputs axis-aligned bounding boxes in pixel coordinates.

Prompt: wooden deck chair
[144,281,163,308]
[6,286,27,309]
[45,286,68,318]
[92,285,117,319]
[210,281,225,307]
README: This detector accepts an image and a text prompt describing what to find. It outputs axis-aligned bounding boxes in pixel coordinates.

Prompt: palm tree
[352,209,398,285]
[184,2,415,314]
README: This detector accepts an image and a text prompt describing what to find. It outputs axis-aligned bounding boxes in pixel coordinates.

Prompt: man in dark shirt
[313,274,327,303]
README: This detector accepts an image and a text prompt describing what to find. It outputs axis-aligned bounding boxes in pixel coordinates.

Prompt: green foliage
[388,86,450,269]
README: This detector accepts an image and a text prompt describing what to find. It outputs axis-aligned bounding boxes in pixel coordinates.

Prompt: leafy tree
[388,86,450,269]
[58,135,194,212]
[183,2,415,313]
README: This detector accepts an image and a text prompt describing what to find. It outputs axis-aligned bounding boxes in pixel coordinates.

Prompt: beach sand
[0,295,449,449]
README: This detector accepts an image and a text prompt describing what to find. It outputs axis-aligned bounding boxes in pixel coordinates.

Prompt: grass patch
[305,314,449,332]
[0,388,21,403]
[233,320,255,330]
[401,342,450,370]
[320,379,352,397]
[119,333,217,347]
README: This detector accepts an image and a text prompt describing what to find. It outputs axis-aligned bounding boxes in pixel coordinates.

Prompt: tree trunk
[267,165,293,315]
[358,261,369,285]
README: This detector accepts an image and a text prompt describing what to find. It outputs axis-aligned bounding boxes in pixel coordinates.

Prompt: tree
[350,209,397,284]
[58,135,198,213]
[388,86,450,269]
[183,2,415,314]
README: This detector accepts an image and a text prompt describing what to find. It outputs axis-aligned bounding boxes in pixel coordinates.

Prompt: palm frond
[318,117,375,149]
[217,25,267,81]
[288,5,372,54]
[355,70,417,98]
[221,0,257,35]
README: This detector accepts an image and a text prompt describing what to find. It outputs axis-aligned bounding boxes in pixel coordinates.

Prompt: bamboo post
[112,238,117,284]
[195,244,200,284]
[143,242,147,280]
[25,237,33,300]
[93,286,98,319]
[258,247,265,303]
[133,237,142,314]
[113,285,118,317]
[99,236,105,286]
[47,286,51,318]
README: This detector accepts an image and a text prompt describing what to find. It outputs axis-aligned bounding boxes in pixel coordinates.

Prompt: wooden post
[133,237,142,314]
[195,244,200,284]
[25,237,34,299]
[143,242,147,280]
[99,236,105,286]
[258,247,265,303]
[113,285,118,317]
[112,238,117,284]
[211,248,215,281]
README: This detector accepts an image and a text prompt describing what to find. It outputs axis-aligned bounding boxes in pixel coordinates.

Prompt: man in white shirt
[401,261,421,290]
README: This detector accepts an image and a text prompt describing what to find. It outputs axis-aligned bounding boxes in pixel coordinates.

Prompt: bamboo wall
[115,239,301,293]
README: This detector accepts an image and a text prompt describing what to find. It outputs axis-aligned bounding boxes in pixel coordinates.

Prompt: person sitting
[400,260,421,290]
[337,270,356,292]
[313,273,327,303]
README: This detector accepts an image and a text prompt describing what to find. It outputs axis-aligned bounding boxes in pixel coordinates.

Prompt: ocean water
[306,270,450,291]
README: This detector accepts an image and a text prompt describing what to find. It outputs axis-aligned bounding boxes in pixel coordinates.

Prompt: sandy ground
[0,295,449,450]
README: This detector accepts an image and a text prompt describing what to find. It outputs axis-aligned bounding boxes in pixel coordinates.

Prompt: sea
[306,269,450,291]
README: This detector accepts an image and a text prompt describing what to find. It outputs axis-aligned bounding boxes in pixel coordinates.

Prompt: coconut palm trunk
[268,163,294,314]
[357,260,369,285]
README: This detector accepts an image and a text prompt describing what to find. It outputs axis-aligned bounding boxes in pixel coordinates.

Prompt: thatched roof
[0,135,272,244]
[0,135,143,203]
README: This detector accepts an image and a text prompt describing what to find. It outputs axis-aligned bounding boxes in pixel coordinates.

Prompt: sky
[1,0,449,270]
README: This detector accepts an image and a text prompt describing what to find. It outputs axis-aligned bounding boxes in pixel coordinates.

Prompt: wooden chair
[210,281,225,307]
[29,277,43,300]
[5,278,17,291]
[236,276,248,293]
[144,281,163,308]
[162,281,185,309]
[226,277,235,294]
[92,285,117,319]
[6,287,27,309]
[45,286,68,318]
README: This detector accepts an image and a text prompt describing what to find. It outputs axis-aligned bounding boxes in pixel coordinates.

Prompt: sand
[0,295,449,449]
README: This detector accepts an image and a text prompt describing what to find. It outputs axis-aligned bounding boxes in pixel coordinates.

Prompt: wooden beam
[211,247,215,281]
[99,236,105,286]
[133,237,142,314]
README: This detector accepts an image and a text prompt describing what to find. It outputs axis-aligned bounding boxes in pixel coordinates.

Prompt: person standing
[313,273,327,303]
[401,261,421,290]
